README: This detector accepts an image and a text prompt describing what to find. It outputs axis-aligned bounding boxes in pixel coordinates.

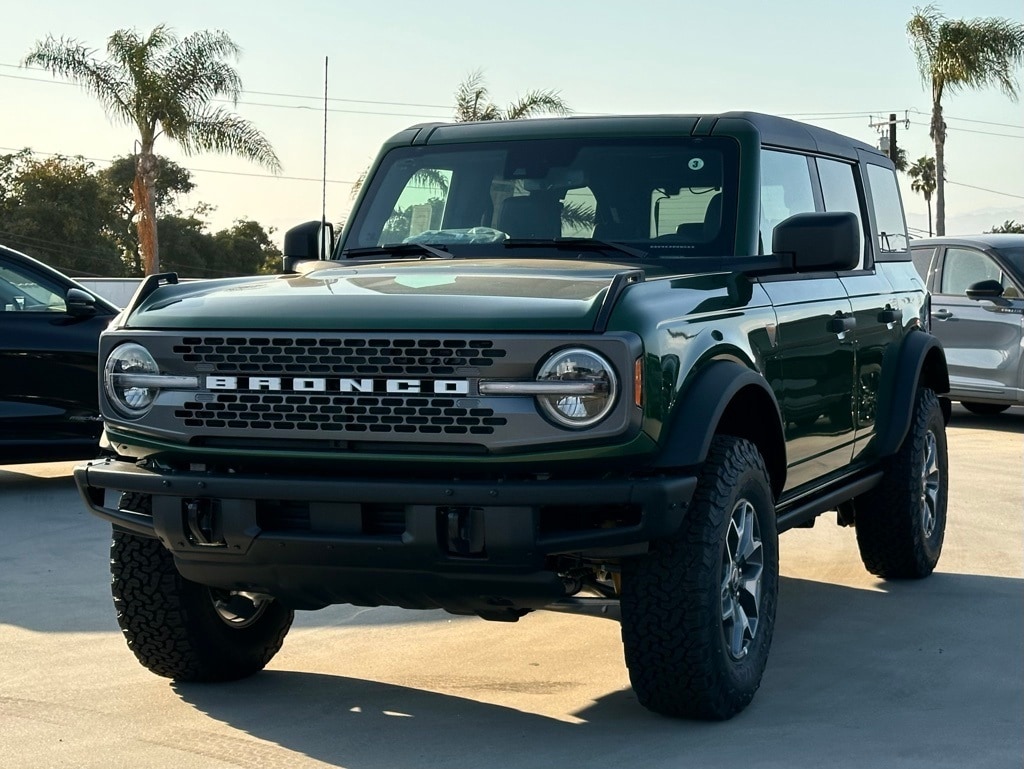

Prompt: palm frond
[454,69,492,122]
[908,4,944,89]
[160,30,243,109]
[560,201,596,230]
[22,36,134,125]
[175,106,281,172]
[505,89,572,120]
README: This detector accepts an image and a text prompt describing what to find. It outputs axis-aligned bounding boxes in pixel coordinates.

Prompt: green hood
[126,260,637,331]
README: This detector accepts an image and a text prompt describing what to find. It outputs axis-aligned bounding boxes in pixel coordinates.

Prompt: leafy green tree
[907,156,937,236]
[0,150,123,275]
[907,5,1024,235]
[158,216,281,278]
[212,219,282,275]
[156,214,217,277]
[99,155,195,274]
[986,220,1024,234]
[25,24,281,275]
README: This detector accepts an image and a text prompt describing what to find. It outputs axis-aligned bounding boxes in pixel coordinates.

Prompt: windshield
[342,136,739,259]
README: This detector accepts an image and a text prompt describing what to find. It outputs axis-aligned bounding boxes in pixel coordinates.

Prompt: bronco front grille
[171,336,506,376]
[175,394,507,435]
[116,331,639,451]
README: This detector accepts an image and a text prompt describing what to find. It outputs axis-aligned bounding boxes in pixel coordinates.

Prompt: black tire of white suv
[854,387,948,579]
[620,436,779,720]
[110,500,293,681]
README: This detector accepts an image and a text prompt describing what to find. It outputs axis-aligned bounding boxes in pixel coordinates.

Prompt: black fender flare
[874,330,949,457]
[655,359,786,498]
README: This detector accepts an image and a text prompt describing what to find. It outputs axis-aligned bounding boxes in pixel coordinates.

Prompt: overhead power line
[905,118,1024,140]
[0,144,359,185]
[5,61,1024,129]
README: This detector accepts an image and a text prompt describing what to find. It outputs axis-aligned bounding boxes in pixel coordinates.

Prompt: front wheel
[854,387,948,578]
[111,529,294,681]
[620,436,779,720]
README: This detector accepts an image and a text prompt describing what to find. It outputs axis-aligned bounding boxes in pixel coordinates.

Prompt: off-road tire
[854,387,947,579]
[110,508,293,681]
[961,401,1009,416]
[620,436,778,720]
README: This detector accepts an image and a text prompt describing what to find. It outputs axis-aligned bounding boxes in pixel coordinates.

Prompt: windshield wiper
[341,243,453,260]
[504,237,649,260]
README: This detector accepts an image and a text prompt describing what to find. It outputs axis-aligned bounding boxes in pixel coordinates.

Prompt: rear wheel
[620,436,778,720]
[961,401,1010,416]
[110,500,293,681]
[855,387,947,578]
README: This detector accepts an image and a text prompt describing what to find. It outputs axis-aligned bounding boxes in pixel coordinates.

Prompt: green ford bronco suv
[75,112,950,720]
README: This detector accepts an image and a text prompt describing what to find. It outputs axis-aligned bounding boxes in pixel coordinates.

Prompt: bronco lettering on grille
[205,376,470,394]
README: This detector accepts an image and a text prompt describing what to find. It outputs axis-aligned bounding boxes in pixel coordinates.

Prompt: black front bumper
[74,458,697,614]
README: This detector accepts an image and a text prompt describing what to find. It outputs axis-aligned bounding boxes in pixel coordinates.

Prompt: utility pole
[888,113,897,166]
[869,112,909,170]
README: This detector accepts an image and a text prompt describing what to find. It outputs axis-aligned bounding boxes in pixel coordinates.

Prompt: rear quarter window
[865,164,908,254]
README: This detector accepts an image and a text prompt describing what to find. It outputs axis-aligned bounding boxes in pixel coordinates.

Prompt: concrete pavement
[1,407,1020,768]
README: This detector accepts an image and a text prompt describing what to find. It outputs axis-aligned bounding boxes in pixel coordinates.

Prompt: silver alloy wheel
[209,590,272,629]
[720,499,764,660]
[920,429,940,537]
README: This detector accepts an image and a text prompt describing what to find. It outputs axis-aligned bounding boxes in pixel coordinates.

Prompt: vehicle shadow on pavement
[948,407,1024,434]
[169,572,1022,769]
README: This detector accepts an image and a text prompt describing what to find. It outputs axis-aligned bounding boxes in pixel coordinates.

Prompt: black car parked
[0,244,119,463]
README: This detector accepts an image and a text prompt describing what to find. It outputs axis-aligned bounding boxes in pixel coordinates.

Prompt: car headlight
[104,343,161,418]
[536,348,617,428]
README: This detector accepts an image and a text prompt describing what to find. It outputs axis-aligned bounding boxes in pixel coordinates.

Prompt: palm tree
[907,5,1024,236]
[350,70,572,199]
[907,156,937,236]
[24,25,281,275]
[454,69,572,122]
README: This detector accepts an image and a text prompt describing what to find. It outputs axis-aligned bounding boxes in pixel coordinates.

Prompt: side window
[0,263,67,313]
[380,168,453,244]
[759,150,815,253]
[939,248,1002,295]
[816,158,865,268]
[865,164,908,253]
[910,247,936,284]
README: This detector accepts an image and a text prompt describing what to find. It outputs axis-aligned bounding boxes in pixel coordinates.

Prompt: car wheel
[854,387,947,579]
[620,436,778,720]
[110,506,293,681]
[961,401,1010,416]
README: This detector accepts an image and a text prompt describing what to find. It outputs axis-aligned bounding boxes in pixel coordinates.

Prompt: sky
[1,0,1022,254]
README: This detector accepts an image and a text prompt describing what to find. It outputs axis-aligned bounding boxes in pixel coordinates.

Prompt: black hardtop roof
[394,111,884,162]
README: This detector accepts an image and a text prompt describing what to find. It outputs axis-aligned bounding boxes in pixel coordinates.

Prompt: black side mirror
[65,287,98,317]
[282,220,335,273]
[965,279,1004,301]
[772,212,860,272]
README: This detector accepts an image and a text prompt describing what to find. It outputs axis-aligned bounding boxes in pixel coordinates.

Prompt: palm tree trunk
[926,196,933,238]
[133,149,160,275]
[931,100,945,237]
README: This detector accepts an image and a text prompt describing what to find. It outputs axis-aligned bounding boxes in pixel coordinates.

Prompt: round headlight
[536,348,617,428]
[104,343,160,418]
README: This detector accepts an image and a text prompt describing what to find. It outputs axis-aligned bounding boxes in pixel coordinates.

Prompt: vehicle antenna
[321,55,329,258]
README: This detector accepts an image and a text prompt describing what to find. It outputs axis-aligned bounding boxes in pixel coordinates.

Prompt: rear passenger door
[756,149,855,492]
